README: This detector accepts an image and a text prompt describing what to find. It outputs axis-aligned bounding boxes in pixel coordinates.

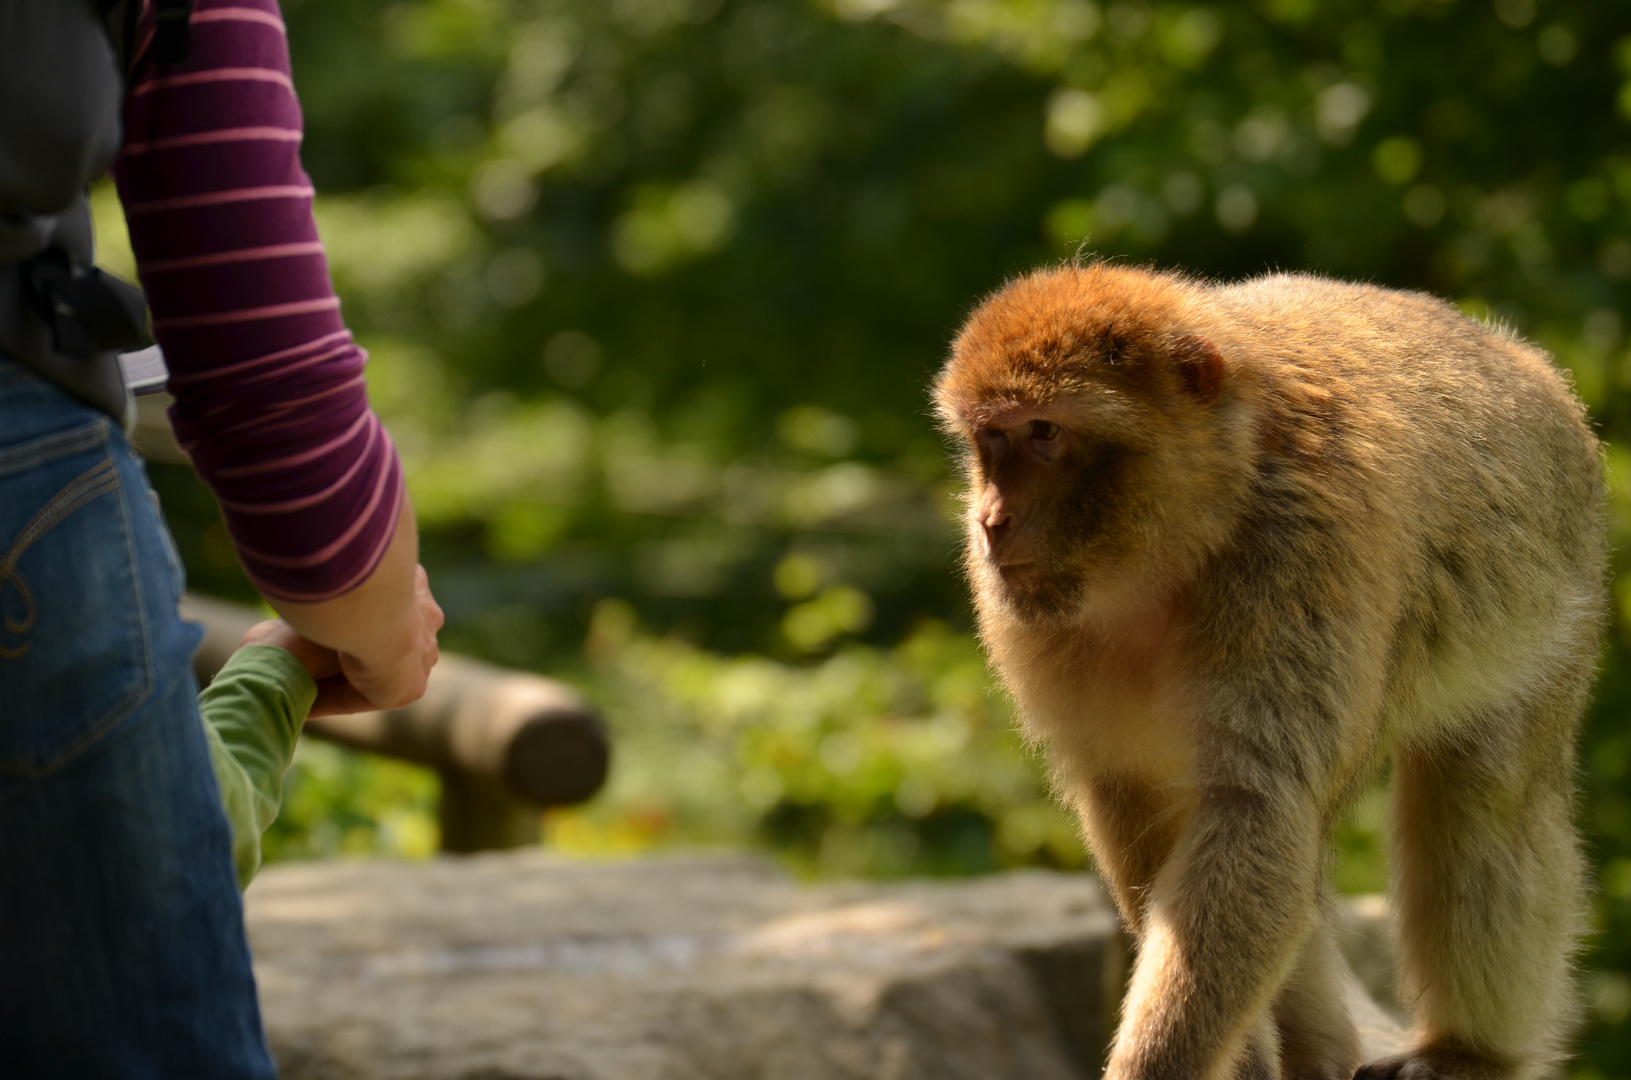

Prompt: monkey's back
[1208,273,1604,740]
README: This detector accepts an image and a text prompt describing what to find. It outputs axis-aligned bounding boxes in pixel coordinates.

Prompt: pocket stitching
[0,458,122,660]
[0,451,155,779]
[0,418,109,477]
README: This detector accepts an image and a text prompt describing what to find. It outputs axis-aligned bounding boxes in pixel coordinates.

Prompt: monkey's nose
[979,514,1012,558]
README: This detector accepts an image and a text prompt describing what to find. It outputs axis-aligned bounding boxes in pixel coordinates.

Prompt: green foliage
[261,741,441,862]
[551,602,1084,876]
[106,0,1631,1068]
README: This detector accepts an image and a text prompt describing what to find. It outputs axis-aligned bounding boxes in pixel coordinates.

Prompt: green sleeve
[199,644,317,889]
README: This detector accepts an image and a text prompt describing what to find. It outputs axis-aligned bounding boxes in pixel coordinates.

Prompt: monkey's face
[935,264,1239,625]
[961,409,1139,621]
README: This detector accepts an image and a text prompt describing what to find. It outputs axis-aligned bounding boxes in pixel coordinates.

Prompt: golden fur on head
[936,263,1225,430]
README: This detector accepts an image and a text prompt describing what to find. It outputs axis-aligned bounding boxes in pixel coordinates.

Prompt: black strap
[23,250,149,360]
[105,0,194,75]
[152,0,191,66]
[123,0,141,74]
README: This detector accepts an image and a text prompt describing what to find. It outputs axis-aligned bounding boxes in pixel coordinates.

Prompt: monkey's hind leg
[1273,907,1361,1080]
[1363,692,1586,1080]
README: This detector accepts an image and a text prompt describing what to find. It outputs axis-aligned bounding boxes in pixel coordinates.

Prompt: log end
[502,705,611,806]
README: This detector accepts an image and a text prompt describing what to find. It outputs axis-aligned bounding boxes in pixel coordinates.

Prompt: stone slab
[245,852,1403,1080]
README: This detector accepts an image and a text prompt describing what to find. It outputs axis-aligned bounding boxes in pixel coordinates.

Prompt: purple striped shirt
[112,0,403,603]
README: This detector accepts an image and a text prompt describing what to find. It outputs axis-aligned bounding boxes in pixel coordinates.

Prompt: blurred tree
[105,0,1631,1068]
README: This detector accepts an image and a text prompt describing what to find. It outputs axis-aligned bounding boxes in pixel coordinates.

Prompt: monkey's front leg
[1107,784,1324,1080]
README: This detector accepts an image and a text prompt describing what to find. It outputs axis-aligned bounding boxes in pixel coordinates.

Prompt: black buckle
[23,250,150,359]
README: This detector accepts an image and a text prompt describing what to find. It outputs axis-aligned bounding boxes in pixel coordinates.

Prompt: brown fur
[933,263,1605,1080]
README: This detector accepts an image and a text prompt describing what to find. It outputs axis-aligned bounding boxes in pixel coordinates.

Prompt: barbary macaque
[934,263,1605,1080]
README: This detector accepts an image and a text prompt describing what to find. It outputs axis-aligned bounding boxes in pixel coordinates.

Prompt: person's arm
[200,623,321,889]
[111,0,440,710]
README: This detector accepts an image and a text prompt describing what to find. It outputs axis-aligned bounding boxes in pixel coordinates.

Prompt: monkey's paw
[1353,1047,1506,1080]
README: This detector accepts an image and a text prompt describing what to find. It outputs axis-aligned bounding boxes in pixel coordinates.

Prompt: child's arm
[201,621,338,889]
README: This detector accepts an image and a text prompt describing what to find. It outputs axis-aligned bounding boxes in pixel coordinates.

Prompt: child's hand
[239,620,379,718]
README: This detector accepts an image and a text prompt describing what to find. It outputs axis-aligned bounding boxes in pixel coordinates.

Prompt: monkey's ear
[1173,335,1225,405]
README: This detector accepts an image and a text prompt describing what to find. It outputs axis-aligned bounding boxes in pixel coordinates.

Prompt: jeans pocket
[0,419,154,778]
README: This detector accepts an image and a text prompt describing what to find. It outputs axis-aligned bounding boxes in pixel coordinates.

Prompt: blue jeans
[0,359,277,1078]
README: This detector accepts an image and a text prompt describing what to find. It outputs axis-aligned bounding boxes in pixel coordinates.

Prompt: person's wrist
[337,621,417,679]
[264,496,423,658]
[275,570,417,658]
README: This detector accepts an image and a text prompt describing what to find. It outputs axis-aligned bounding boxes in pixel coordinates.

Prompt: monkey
[933,262,1606,1080]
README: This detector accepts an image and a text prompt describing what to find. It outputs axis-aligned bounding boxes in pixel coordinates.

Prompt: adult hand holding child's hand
[239,616,412,720]
[330,564,443,714]
[267,502,446,716]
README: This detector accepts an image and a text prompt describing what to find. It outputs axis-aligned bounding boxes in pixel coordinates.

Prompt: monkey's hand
[1104,784,1324,1080]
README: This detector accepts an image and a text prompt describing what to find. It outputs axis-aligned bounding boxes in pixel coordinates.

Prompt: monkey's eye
[1029,420,1061,442]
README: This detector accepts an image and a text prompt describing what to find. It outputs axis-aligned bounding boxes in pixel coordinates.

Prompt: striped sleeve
[111,0,404,603]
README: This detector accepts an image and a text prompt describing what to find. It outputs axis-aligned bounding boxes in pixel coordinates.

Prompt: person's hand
[240,619,378,718]
[330,564,443,713]
[265,501,444,714]
[241,619,337,678]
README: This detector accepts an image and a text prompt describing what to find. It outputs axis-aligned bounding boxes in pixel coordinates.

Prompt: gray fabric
[0,0,122,227]
[0,0,131,418]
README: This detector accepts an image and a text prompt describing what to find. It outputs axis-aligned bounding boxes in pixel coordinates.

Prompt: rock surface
[245,852,1403,1080]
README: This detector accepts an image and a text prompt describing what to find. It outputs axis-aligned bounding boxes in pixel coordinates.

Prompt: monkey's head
[934,263,1253,624]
